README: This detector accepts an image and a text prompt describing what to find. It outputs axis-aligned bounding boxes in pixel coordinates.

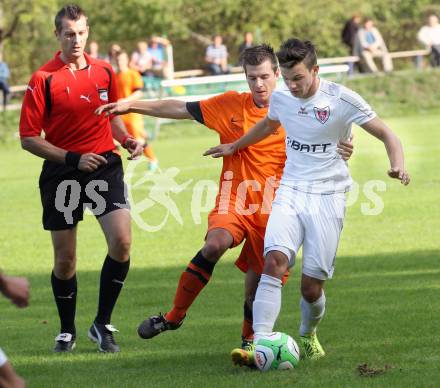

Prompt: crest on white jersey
[313,106,330,124]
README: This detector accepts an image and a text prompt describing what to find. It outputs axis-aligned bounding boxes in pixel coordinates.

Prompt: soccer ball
[254,332,300,371]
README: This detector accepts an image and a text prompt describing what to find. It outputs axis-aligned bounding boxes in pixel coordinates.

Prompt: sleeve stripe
[186,101,204,124]
[320,89,337,97]
[44,75,53,117]
[340,96,375,118]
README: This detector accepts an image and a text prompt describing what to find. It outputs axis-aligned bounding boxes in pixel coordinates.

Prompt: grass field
[0,112,439,387]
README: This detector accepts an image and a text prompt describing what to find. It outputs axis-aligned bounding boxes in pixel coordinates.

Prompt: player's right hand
[388,167,410,185]
[0,276,30,308]
[95,102,130,116]
[78,153,108,172]
[203,143,236,158]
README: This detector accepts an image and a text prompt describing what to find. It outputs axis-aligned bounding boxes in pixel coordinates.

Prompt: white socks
[252,274,282,341]
[299,291,326,336]
[253,274,326,339]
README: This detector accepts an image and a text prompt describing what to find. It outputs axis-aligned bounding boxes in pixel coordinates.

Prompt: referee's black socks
[95,255,130,325]
[51,272,77,335]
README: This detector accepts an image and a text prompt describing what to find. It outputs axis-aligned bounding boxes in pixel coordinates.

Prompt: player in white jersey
[205,38,410,364]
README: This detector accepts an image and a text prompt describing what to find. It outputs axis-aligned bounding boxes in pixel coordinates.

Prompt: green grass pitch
[0,113,439,387]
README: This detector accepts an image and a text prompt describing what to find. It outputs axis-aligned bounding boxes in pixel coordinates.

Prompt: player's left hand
[125,137,143,160]
[388,167,410,185]
[337,134,354,161]
[203,143,236,158]
[95,101,130,116]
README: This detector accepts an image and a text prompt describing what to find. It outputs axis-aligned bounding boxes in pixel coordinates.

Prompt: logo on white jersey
[313,106,330,124]
[80,94,91,103]
[298,106,308,116]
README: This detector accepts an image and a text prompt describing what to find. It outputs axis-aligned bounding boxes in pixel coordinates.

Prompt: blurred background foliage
[1,0,440,83]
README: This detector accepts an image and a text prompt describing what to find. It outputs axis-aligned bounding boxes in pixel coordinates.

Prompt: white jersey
[268,78,376,193]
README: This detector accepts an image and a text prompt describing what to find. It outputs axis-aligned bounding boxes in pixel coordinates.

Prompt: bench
[170,49,432,79]
[5,49,432,113]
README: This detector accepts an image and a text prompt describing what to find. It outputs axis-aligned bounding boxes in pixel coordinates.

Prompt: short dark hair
[55,4,87,33]
[240,44,278,73]
[277,39,317,70]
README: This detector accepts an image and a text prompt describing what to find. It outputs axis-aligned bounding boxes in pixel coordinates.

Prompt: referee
[19,4,143,353]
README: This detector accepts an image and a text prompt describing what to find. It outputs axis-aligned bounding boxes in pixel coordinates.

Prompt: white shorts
[264,185,346,280]
[0,347,7,367]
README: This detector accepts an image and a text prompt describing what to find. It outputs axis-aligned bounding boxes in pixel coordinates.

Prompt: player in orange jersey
[96,44,353,348]
[115,51,158,171]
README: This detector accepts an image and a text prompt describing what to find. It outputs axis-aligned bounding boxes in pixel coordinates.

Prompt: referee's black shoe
[54,333,76,352]
[88,322,120,353]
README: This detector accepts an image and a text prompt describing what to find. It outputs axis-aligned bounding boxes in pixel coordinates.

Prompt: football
[254,332,300,371]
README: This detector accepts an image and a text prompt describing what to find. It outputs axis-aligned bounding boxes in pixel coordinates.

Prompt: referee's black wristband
[65,151,82,169]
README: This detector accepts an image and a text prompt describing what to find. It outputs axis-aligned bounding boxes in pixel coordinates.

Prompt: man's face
[116,53,129,71]
[428,15,439,27]
[151,38,159,48]
[214,36,222,46]
[281,62,318,99]
[111,44,121,55]
[365,20,374,30]
[138,41,148,52]
[245,59,279,107]
[56,16,89,60]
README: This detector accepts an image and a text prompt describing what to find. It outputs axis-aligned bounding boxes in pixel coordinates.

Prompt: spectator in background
[417,14,440,67]
[342,14,361,53]
[205,35,230,75]
[89,40,104,60]
[341,14,362,74]
[238,32,255,60]
[129,41,153,77]
[106,43,121,71]
[0,54,10,111]
[115,51,158,171]
[148,36,171,78]
[354,17,393,73]
[0,269,30,388]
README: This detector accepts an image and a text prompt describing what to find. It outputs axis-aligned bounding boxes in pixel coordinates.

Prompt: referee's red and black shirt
[19,51,118,154]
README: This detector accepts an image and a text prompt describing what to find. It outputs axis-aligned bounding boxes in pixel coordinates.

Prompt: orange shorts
[207,208,289,283]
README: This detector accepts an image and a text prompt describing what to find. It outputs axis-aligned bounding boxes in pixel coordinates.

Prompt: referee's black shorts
[39,151,129,231]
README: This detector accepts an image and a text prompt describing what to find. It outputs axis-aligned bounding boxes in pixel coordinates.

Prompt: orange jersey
[116,69,144,136]
[200,91,286,227]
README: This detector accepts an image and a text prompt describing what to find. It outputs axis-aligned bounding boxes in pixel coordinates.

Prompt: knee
[54,249,76,277]
[201,240,228,262]
[264,252,289,278]
[301,282,322,303]
[109,236,131,262]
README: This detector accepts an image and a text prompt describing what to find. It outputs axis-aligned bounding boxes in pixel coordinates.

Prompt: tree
[3,0,440,83]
